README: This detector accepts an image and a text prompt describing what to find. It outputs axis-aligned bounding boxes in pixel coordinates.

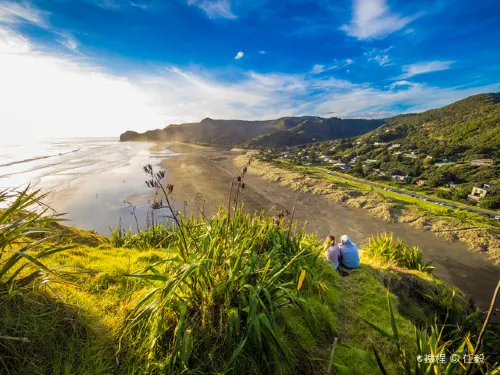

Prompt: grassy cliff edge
[1,187,499,374]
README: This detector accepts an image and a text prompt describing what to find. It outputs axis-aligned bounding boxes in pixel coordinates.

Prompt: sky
[0,0,499,139]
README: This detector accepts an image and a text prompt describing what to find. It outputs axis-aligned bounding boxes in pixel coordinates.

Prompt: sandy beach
[161,144,500,311]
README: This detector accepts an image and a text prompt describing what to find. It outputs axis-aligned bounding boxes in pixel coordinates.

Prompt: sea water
[0,138,178,234]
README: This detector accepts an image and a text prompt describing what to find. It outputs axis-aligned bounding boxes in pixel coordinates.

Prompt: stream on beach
[1,140,498,310]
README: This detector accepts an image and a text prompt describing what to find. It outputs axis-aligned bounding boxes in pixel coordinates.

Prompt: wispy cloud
[397,60,454,79]
[0,1,80,53]
[188,0,237,19]
[312,64,333,74]
[259,50,267,54]
[0,1,48,28]
[341,0,418,40]
[234,51,244,60]
[365,46,392,66]
[311,58,352,74]
[1,26,498,139]
[389,80,418,89]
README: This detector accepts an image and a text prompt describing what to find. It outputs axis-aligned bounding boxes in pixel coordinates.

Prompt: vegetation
[120,116,384,147]
[1,170,499,373]
[363,233,434,273]
[265,93,500,207]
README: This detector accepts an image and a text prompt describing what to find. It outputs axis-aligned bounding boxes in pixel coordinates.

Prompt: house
[333,163,349,171]
[435,161,455,167]
[468,186,488,202]
[471,159,494,166]
[374,142,387,146]
[365,159,378,164]
[448,182,457,188]
[393,151,402,155]
[391,175,411,183]
[404,153,418,159]
[388,144,401,150]
[416,180,427,187]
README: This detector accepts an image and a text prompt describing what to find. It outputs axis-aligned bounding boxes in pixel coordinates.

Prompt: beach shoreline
[160,143,500,310]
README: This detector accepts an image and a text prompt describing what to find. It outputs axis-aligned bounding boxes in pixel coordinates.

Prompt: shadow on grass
[0,288,116,374]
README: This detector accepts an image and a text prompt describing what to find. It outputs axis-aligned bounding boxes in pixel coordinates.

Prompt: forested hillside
[268,93,500,209]
[120,116,384,147]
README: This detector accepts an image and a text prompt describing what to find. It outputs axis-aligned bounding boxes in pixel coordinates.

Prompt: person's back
[339,235,360,269]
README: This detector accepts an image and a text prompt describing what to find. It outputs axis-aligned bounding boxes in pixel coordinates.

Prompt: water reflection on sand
[0,139,177,234]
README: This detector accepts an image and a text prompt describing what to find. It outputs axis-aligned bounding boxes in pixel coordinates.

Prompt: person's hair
[323,235,335,248]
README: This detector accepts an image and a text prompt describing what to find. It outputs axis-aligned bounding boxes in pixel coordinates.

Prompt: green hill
[120,116,384,147]
[283,93,500,208]
[361,93,500,159]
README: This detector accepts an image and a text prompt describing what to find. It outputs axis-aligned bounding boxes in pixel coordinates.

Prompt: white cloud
[389,80,418,89]
[188,0,237,19]
[0,1,80,53]
[365,47,392,66]
[234,51,244,60]
[0,1,48,27]
[341,0,417,40]
[372,54,390,66]
[1,26,498,141]
[397,60,454,79]
[312,59,352,74]
[312,64,325,74]
[259,50,267,54]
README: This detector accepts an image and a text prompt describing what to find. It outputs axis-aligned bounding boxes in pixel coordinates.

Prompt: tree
[452,189,469,201]
[478,196,500,209]
[353,158,365,177]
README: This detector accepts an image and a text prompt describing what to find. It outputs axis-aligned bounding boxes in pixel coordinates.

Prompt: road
[311,167,500,219]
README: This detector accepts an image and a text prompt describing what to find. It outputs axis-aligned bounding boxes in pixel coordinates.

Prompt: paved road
[312,167,500,219]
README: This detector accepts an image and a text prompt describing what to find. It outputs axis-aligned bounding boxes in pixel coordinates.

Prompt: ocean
[0,138,178,234]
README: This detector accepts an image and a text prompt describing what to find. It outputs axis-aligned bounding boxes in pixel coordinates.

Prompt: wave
[0,149,80,168]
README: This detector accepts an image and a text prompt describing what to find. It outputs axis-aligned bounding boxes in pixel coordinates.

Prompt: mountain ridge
[120,115,385,147]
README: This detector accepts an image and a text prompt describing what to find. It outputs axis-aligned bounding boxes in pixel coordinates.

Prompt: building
[468,186,488,202]
[388,144,401,150]
[416,180,427,187]
[435,161,455,167]
[471,159,494,166]
[404,153,418,159]
[391,175,411,183]
[333,163,349,171]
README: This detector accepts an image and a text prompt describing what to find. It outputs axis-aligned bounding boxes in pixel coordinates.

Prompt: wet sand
[161,144,500,311]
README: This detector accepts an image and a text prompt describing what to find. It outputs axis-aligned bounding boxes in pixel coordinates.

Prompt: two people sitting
[324,234,360,271]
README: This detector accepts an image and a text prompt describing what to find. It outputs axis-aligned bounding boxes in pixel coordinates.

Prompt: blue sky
[0,0,499,138]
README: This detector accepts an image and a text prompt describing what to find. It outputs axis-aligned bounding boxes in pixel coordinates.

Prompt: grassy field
[1,185,499,374]
[274,160,500,231]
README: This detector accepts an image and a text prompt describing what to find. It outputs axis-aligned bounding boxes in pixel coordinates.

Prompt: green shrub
[479,196,500,209]
[363,233,434,273]
[121,209,329,374]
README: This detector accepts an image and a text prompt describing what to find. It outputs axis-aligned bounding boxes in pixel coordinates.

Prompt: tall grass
[120,209,322,374]
[335,292,499,375]
[110,222,172,249]
[0,185,72,288]
[364,233,434,273]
